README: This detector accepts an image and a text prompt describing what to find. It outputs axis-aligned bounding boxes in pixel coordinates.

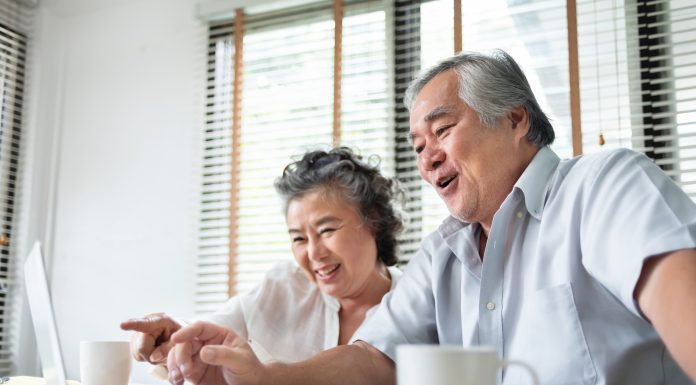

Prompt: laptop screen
[24,241,68,385]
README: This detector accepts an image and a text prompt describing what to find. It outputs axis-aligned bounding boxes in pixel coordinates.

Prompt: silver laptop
[24,241,68,385]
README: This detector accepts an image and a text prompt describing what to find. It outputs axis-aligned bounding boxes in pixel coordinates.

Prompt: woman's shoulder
[254,260,319,299]
[386,265,403,289]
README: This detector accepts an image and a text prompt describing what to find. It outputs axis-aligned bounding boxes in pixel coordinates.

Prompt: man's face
[409,70,526,224]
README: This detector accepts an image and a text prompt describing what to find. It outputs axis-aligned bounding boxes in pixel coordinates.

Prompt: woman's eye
[319,228,336,235]
[292,237,306,243]
[414,145,424,154]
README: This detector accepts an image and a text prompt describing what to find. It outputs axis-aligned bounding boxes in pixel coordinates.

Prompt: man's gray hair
[404,49,555,147]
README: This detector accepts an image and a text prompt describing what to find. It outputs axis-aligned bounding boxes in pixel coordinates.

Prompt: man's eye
[292,237,306,243]
[414,145,424,154]
[435,125,451,137]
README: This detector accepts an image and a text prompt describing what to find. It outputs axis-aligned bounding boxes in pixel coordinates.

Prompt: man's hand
[167,321,264,385]
[120,313,181,364]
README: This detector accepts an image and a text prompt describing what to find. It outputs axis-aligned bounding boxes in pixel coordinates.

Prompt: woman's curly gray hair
[274,147,405,266]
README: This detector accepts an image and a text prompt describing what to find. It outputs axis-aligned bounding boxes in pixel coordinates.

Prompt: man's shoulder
[556,147,648,184]
[562,147,641,170]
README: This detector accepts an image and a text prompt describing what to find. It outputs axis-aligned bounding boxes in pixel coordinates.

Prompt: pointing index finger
[120,315,166,333]
[171,321,233,344]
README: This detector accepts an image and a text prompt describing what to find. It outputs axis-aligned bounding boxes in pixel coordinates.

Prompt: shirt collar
[435,146,560,240]
[514,146,560,220]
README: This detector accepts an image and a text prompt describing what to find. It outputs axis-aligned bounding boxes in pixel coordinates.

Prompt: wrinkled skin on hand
[167,321,265,385]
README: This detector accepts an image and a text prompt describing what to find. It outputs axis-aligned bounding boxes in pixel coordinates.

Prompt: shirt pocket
[506,283,597,385]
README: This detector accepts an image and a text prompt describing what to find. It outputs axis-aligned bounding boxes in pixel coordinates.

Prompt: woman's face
[286,189,380,300]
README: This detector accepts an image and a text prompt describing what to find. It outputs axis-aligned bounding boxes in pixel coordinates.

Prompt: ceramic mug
[80,341,131,385]
[396,345,538,385]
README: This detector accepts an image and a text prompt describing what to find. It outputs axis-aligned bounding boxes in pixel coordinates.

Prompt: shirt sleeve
[351,240,439,361]
[580,149,696,318]
[202,291,252,341]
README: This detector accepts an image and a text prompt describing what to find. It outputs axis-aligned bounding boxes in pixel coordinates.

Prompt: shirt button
[516,211,524,219]
[486,302,496,311]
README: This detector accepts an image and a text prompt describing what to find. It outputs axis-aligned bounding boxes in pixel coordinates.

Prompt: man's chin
[447,205,474,223]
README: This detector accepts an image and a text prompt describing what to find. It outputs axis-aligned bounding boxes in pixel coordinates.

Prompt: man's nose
[421,144,445,171]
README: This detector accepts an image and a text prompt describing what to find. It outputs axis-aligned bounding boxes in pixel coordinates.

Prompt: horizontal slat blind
[0,1,29,35]
[575,0,696,197]
[197,22,236,314]
[198,0,696,311]
[236,8,335,295]
[393,0,423,261]
[417,0,454,239]
[341,1,393,175]
[0,18,26,375]
[198,1,391,312]
[641,0,696,196]
[577,0,635,154]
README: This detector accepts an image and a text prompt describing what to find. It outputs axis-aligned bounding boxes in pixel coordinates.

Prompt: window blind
[392,0,459,261]
[577,0,635,154]
[392,0,424,260]
[0,19,26,375]
[636,0,696,196]
[575,0,696,198]
[198,0,696,309]
[341,1,393,175]
[197,22,236,313]
[417,0,454,238]
[236,6,335,295]
[197,0,391,312]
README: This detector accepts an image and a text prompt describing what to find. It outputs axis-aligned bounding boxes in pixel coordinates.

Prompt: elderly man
[167,50,696,385]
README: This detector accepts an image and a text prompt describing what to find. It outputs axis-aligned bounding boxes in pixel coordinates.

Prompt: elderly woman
[121,147,404,369]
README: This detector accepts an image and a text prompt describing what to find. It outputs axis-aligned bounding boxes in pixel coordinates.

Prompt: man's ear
[508,105,530,141]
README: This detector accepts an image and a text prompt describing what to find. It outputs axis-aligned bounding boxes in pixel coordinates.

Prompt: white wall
[12,3,66,378]
[21,0,206,382]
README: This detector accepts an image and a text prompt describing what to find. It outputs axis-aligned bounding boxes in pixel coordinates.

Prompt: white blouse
[204,261,402,363]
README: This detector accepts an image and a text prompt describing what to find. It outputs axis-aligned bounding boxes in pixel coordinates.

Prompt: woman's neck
[337,264,391,344]
[339,263,391,313]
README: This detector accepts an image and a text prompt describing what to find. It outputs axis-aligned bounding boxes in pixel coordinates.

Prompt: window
[0,19,27,375]
[197,0,391,313]
[199,0,696,309]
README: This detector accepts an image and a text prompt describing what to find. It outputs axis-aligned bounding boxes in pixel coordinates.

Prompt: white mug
[80,341,132,385]
[396,345,538,385]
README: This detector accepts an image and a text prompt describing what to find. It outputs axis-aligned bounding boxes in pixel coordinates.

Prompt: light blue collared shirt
[354,147,695,385]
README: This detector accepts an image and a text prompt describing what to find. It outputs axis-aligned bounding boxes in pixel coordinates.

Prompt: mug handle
[501,359,539,385]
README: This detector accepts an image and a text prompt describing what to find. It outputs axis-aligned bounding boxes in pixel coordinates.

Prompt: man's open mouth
[437,174,456,189]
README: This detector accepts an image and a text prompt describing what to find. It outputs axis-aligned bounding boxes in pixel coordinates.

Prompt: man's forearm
[636,249,696,381]
[262,342,395,385]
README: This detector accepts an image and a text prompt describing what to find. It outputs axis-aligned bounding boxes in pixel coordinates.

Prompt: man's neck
[477,144,540,254]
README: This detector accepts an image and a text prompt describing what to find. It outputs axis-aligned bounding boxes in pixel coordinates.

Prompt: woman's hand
[120,313,181,364]
[167,321,265,385]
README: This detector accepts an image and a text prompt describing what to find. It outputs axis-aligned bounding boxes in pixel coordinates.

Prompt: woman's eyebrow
[314,216,341,227]
[287,216,341,234]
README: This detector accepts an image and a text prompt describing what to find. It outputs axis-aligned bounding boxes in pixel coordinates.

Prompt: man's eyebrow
[408,105,455,143]
[423,105,454,122]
